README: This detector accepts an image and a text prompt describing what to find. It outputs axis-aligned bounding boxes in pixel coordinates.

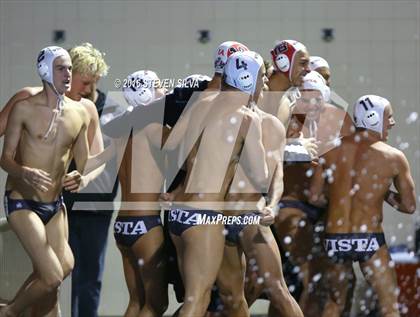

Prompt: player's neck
[219,89,251,108]
[355,129,382,143]
[65,90,81,102]
[42,84,65,109]
[207,75,221,90]
[268,72,291,92]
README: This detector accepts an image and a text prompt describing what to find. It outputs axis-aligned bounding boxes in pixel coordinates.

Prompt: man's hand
[22,166,52,192]
[299,132,319,159]
[259,206,276,226]
[159,192,175,209]
[63,170,87,193]
[385,190,401,210]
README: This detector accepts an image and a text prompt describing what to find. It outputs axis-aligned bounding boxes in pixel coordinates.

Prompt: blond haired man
[65,43,118,317]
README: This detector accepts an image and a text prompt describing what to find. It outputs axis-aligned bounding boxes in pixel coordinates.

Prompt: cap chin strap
[43,82,65,140]
[308,119,318,139]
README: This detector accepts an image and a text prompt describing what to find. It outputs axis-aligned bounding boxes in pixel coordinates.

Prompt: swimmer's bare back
[311,133,416,233]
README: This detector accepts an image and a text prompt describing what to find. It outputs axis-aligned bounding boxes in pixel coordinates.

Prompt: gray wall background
[0,1,419,316]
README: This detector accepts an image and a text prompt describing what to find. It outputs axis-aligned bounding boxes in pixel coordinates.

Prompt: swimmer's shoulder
[16,87,46,107]
[9,98,35,122]
[377,142,406,161]
[78,97,99,121]
[276,95,292,124]
[370,142,409,176]
[188,92,216,120]
[260,111,285,135]
[78,97,96,110]
[8,86,43,104]
[65,97,90,123]
[21,86,43,96]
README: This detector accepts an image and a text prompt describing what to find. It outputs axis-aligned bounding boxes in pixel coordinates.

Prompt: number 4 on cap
[236,58,248,70]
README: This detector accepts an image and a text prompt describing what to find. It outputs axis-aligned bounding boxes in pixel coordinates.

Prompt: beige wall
[0,1,419,316]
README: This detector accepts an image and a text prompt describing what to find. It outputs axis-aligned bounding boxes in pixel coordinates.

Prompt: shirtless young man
[0,44,106,316]
[309,95,416,317]
[275,71,354,316]
[0,46,92,317]
[215,59,303,317]
[242,41,314,310]
[165,51,271,317]
[0,43,105,195]
[112,70,168,317]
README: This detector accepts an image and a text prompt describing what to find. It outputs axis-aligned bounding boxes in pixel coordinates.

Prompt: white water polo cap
[309,56,330,71]
[224,50,264,96]
[214,41,249,74]
[353,95,390,136]
[123,70,160,107]
[301,71,330,102]
[271,40,307,81]
[36,46,71,140]
[37,46,71,87]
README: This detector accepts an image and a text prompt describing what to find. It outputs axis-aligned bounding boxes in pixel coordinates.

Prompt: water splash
[349,183,360,196]
[405,112,418,124]
[398,142,410,150]
[312,273,322,282]
[284,236,292,244]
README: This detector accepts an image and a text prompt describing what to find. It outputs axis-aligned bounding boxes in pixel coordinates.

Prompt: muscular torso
[174,96,253,209]
[117,125,166,216]
[7,94,88,202]
[324,136,399,233]
[226,110,284,215]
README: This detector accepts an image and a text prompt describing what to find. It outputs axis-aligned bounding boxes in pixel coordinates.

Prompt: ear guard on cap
[123,70,159,108]
[275,54,290,72]
[37,50,50,81]
[124,87,154,108]
[363,110,380,127]
[236,70,254,91]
